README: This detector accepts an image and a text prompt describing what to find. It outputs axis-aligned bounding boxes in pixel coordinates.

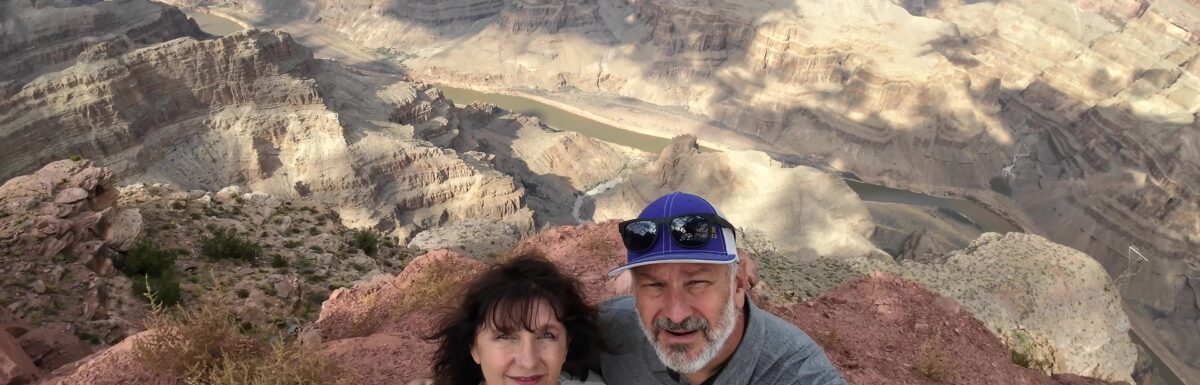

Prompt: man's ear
[732,264,748,309]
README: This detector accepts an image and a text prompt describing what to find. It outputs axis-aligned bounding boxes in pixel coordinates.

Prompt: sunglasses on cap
[618,213,737,252]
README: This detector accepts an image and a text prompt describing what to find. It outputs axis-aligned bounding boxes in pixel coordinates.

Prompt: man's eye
[687,280,710,287]
[641,282,665,288]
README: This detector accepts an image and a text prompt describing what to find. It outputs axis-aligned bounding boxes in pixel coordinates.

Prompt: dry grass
[396,259,462,315]
[133,289,344,385]
[579,234,613,256]
[917,337,957,383]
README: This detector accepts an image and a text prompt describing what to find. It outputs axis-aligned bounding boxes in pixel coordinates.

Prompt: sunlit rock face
[0,0,206,83]
[590,135,880,260]
[0,27,546,242]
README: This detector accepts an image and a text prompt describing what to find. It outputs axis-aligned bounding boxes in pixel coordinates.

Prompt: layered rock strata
[0,0,205,83]
[0,28,547,241]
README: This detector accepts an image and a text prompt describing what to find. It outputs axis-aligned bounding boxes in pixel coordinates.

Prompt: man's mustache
[653,316,711,341]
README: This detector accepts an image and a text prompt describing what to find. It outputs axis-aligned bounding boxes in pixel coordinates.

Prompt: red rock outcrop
[31,223,1131,385]
[0,329,37,385]
[771,273,1128,385]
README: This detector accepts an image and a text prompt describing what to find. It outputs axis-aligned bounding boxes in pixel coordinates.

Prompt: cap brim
[607,254,739,277]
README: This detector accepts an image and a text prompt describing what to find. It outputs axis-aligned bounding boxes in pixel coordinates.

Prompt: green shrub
[270,254,289,268]
[352,228,380,257]
[235,288,250,299]
[75,331,101,344]
[69,154,82,162]
[201,227,262,263]
[170,201,186,210]
[133,272,182,307]
[122,242,177,278]
[283,240,301,249]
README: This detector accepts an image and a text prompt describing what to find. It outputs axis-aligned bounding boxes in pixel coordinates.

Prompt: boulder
[17,323,93,372]
[0,330,36,385]
[100,209,142,252]
[52,189,88,205]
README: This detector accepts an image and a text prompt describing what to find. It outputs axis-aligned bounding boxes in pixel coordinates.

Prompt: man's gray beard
[637,293,739,374]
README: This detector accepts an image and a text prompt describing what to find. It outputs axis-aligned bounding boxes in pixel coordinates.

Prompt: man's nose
[663,287,694,323]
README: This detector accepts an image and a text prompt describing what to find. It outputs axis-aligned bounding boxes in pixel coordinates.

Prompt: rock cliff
[0,0,205,83]
[0,21,634,242]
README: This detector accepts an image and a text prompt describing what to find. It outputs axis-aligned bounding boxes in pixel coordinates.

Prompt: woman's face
[471,300,569,385]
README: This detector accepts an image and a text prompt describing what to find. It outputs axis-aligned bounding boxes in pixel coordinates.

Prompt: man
[600,192,846,385]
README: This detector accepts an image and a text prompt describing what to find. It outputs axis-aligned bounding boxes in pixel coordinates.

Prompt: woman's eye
[539,332,557,340]
[495,333,515,340]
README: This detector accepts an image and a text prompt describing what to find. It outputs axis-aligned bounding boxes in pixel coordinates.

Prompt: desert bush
[270,254,289,268]
[917,337,956,382]
[133,272,182,307]
[202,227,262,262]
[122,242,177,277]
[133,291,343,385]
[352,228,380,257]
[1006,328,1054,372]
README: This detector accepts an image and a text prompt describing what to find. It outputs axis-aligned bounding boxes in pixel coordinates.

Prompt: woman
[429,253,605,385]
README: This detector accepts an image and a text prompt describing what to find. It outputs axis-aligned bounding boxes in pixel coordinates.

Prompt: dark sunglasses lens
[622,221,658,252]
[670,215,712,248]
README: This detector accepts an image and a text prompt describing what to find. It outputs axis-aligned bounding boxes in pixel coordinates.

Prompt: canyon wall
[153,0,1200,373]
[0,0,206,83]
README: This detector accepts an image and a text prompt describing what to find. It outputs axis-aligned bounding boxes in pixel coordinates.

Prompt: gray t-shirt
[598,296,846,385]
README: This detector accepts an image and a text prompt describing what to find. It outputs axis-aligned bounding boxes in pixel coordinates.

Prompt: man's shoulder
[599,295,636,313]
[598,296,641,342]
[750,304,821,353]
[739,304,847,385]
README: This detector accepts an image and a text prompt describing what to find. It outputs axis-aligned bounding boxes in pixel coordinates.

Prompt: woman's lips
[508,375,544,385]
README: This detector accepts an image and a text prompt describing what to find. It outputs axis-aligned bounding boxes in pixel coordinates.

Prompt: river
[437,85,1021,234]
[180,9,244,37]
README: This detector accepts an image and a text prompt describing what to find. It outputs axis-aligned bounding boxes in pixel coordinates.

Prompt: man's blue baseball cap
[608,192,738,277]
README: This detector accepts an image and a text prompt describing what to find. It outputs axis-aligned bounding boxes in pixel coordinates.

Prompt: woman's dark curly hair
[428,253,603,385]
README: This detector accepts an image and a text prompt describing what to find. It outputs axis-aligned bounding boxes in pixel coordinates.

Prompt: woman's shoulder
[561,371,606,385]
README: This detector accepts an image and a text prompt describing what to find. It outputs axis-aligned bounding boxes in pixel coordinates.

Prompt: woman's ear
[471,343,481,365]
